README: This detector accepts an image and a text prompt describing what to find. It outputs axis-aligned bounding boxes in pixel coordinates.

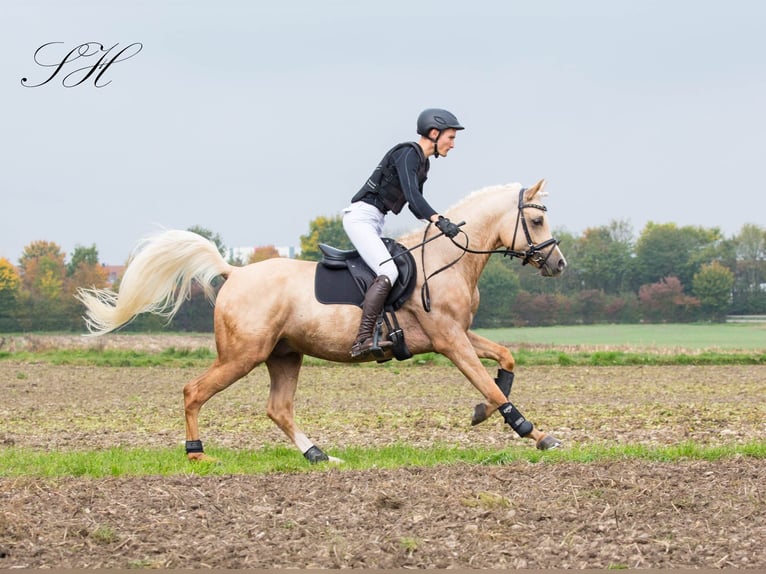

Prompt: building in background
[228,245,300,262]
[101,264,125,286]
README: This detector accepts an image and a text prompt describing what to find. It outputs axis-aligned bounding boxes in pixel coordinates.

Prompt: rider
[343,108,464,358]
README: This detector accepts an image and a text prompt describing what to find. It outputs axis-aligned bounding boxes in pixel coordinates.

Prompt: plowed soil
[1,334,764,569]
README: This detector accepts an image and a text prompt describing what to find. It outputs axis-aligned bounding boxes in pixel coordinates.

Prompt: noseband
[504,188,560,266]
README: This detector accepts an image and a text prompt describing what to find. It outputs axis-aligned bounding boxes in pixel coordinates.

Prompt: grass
[2,347,763,367]
[0,346,217,367]
[474,322,766,351]
[1,441,764,478]
[1,324,765,366]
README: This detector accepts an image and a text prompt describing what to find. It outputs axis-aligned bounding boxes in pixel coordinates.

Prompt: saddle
[314,237,417,361]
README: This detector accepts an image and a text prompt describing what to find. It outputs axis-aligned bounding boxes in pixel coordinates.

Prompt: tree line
[1,219,764,333]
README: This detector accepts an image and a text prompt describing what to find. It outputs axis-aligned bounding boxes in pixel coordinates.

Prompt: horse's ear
[524,179,547,201]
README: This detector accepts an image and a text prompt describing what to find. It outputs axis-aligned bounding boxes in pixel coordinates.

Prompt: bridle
[444,188,560,264]
[419,187,560,310]
[503,188,560,266]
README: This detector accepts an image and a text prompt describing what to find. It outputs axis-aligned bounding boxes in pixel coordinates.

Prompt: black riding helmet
[416,108,464,157]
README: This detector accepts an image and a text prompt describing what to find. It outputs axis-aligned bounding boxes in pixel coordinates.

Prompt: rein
[420,188,560,311]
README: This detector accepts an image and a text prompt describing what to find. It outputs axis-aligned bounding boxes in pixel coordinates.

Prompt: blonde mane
[396,182,529,244]
[446,182,524,213]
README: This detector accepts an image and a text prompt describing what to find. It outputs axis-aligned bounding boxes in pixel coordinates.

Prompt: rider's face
[434,128,458,157]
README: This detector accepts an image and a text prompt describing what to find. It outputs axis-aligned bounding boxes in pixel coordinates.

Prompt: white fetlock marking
[297,432,342,462]
[295,432,313,454]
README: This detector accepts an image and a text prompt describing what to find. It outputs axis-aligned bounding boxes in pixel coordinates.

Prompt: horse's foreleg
[183,359,253,462]
[265,352,343,464]
[436,332,561,450]
[467,330,516,370]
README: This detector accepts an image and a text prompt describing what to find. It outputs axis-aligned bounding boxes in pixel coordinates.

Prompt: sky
[1,0,764,265]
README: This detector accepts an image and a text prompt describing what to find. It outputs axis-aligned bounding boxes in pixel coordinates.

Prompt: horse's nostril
[558,259,567,270]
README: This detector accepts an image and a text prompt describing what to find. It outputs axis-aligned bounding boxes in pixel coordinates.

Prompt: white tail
[76,230,233,336]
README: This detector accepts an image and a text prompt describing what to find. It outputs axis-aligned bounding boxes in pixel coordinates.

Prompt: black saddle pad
[314,238,416,310]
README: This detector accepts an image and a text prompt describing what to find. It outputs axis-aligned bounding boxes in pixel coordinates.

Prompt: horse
[77,179,567,463]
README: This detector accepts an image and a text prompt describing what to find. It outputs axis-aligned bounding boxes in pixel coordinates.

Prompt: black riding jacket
[351,142,438,220]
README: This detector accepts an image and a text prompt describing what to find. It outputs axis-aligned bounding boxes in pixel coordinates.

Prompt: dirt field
[1,334,765,568]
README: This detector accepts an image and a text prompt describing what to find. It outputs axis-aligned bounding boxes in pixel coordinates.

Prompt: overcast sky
[1,0,764,265]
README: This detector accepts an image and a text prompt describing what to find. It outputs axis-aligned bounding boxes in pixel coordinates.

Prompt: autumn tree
[66,244,98,275]
[16,241,69,329]
[298,215,352,261]
[0,258,21,330]
[692,261,734,321]
[572,289,608,324]
[248,245,281,264]
[638,276,699,323]
[633,223,725,293]
[510,291,573,326]
[18,240,66,298]
[66,244,108,297]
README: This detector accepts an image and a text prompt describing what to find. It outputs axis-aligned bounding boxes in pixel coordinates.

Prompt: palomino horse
[77,180,567,463]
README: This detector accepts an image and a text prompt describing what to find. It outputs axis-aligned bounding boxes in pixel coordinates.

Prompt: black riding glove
[435,216,460,238]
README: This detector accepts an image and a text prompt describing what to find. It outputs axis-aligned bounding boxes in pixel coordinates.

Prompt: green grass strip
[1,441,764,479]
[0,347,218,367]
[1,347,764,367]
[513,349,766,366]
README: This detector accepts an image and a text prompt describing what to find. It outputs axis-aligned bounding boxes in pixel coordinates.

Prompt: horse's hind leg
[184,358,255,461]
[266,351,343,464]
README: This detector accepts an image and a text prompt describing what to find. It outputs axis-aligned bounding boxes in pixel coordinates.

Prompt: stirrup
[350,336,393,358]
[350,317,392,358]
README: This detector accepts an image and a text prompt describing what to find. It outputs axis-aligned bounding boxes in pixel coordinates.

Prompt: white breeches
[342,201,399,284]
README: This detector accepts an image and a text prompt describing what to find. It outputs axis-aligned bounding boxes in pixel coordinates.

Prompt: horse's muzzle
[540,252,567,277]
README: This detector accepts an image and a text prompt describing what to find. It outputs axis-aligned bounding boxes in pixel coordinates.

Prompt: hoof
[187,452,220,464]
[303,445,330,464]
[471,403,488,426]
[536,434,563,451]
[303,447,343,464]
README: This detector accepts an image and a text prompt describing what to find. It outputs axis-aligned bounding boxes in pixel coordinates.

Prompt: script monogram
[21,42,143,88]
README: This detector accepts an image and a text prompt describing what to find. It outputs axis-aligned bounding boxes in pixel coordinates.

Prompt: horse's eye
[532,217,544,226]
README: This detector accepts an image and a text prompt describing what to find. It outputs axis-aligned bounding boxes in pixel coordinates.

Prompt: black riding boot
[350,275,393,357]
